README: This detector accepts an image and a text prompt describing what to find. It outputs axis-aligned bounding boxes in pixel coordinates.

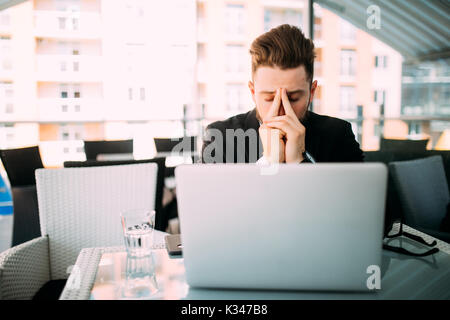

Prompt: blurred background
[0,0,448,168]
[0,0,449,252]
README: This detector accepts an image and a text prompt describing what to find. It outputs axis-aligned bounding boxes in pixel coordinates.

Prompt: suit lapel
[303,111,320,161]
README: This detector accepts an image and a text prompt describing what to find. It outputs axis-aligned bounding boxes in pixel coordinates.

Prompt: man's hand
[259,88,285,163]
[264,88,306,163]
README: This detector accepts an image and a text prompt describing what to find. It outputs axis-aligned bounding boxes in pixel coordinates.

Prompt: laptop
[175,163,387,291]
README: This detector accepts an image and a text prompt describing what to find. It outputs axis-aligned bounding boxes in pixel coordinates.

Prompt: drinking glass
[122,254,159,299]
[121,209,156,257]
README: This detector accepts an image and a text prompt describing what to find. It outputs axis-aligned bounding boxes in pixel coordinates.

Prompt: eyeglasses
[383,222,439,257]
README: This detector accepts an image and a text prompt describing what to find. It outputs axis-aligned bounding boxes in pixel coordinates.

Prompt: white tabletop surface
[61,225,450,300]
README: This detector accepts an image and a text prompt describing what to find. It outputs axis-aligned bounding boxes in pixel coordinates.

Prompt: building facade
[0,0,413,168]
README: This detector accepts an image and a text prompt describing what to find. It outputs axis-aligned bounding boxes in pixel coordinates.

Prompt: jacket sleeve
[334,121,364,162]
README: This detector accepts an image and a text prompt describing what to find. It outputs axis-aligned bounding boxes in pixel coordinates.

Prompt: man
[201,24,363,164]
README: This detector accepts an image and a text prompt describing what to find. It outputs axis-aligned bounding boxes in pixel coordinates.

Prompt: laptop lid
[175,163,387,291]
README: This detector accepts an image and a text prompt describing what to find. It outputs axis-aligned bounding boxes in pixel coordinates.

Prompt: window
[140,87,145,101]
[340,19,356,42]
[128,88,133,100]
[125,43,145,73]
[226,84,247,111]
[72,42,80,56]
[73,84,81,98]
[58,17,66,30]
[137,6,144,18]
[264,8,302,32]
[1,82,13,99]
[72,18,79,31]
[0,13,10,26]
[60,61,67,71]
[5,103,13,114]
[340,49,356,76]
[60,84,81,99]
[73,61,79,71]
[125,0,145,19]
[340,86,356,116]
[226,45,246,73]
[6,132,14,141]
[314,18,322,39]
[225,4,245,36]
[1,83,13,112]
[74,105,80,112]
[5,88,13,98]
[62,105,68,112]
[374,90,386,106]
[60,123,83,141]
[0,37,12,70]
[375,55,388,69]
[58,41,68,54]
[2,59,12,70]
[408,122,421,135]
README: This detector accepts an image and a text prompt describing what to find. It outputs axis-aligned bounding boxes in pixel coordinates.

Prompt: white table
[60,224,450,300]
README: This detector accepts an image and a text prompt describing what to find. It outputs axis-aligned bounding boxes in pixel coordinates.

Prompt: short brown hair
[249,24,315,81]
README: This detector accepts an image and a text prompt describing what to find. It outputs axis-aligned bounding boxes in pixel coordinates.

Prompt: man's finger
[263,115,295,124]
[265,121,289,137]
[265,116,301,131]
[280,88,297,118]
[264,88,281,121]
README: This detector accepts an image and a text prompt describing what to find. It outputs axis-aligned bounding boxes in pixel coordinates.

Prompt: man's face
[248,65,317,122]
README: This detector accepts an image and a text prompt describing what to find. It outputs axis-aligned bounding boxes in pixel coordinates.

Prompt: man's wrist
[297,152,307,163]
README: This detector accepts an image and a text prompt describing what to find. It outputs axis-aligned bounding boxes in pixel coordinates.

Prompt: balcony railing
[35,55,103,81]
[34,11,101,39]
[37,98,105,122]
[39,140,86,167]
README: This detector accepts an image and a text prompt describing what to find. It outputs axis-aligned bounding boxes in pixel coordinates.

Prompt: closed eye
[265,98,299,102]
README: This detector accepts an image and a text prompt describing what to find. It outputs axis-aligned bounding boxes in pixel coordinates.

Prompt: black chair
[0,146,44,247]
[0,146,44,187]
[364,150,450,188]
[83,139,133,161]
[154,136,197,153]
[389,156,450,243]
[380,138,429,153]
[154,136,198,177]
[63,158,169,231]
[365,150,450,256]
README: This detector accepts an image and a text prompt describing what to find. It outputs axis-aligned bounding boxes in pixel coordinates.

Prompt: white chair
[0,163,157,299]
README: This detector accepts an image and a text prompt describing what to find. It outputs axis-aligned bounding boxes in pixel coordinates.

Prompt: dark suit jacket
[201,108,364,163]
